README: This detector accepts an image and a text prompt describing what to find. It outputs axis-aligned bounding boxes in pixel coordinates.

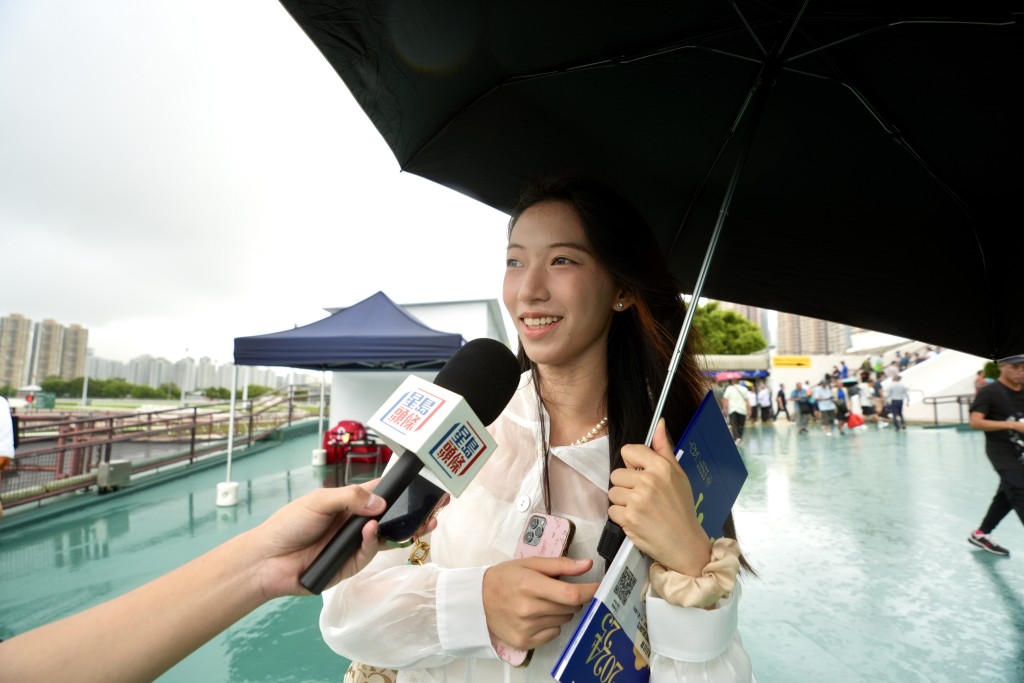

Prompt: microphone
[300,338,520,594]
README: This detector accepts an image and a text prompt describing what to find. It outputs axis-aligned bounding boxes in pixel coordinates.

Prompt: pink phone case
[493,514,577,667]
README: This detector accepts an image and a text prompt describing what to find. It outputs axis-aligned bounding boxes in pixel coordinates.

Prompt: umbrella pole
[644,76,775,446]
[597,80,776,565]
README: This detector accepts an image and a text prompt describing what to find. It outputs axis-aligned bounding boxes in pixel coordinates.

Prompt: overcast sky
[0,0,511,365]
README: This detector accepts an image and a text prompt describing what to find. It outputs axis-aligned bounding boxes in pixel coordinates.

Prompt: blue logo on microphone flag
[382,389,447,434]
[428,422,488,479]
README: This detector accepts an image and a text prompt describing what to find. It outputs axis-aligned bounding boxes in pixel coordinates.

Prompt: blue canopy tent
[216,292,465,502]
[233,290,465,371]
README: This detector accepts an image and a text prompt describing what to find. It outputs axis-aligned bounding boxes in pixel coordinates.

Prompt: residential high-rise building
[0,314,34,388]
[776,312,851,355]
[32,319,65,383]
[2,311,293,393]
[195,357,216,389]
[61,324,88,380]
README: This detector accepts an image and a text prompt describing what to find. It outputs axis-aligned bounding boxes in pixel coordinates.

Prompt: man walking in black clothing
[967,355,1024,556]
[774,383,791,421]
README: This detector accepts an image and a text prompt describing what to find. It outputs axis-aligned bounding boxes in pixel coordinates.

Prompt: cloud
[0,0,511,363]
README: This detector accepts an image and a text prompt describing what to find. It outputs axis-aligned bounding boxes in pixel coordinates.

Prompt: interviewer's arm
[0,485,385,683]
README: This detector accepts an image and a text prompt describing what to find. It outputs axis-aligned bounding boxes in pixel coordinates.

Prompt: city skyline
[1,311,313,391]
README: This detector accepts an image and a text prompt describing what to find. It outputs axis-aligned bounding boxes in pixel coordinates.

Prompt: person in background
[724,378,752,444]
[966,355,1024,556]
[887,375,909,431]
[774,383,791,422]
[756,382,773,423]
[790,382,810,434]
[0,396,14,520]
[833,380,849,435]
[975,370,990,393]
[813,380,837,437]
[839,361,849,379]
[0,484,388,682]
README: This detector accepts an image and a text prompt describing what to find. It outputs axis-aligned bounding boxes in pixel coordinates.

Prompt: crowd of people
[716,347,950,443]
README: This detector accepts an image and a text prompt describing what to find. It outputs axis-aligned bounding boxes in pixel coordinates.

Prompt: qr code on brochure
[613,565,637,604]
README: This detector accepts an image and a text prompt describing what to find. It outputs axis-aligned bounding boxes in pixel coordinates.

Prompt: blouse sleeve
[319,541,499,669]
[646,583,753,682]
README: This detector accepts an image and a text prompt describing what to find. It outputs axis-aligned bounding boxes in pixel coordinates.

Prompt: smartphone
[493,513,577,667]
[376,476,450,545]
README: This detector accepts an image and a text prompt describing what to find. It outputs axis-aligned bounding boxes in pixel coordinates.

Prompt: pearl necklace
[571,416,609,446]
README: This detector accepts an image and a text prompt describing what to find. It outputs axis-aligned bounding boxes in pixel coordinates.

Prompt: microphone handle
[300,450,425,595]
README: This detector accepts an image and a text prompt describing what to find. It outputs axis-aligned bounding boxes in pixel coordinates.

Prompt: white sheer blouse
[320,372,752,682]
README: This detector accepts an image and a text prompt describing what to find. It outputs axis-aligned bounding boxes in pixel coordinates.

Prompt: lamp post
[81,348,92,407]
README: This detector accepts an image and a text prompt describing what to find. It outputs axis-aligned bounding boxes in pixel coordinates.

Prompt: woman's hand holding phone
[483,514,597,666]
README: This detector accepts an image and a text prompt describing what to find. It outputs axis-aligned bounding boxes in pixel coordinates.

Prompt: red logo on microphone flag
[381,390,446,435]
[428,422,489,478]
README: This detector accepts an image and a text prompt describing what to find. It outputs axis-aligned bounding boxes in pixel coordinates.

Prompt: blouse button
[515,494,531,512]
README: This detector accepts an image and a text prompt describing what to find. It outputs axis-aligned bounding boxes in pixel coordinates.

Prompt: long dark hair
[508,175,750,568]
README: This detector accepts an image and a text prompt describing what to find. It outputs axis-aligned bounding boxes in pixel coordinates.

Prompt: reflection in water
[971,553,1024,680]
[226,596,345,683]
[46,507,131,570]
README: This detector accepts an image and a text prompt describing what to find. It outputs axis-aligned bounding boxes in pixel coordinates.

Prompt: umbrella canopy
[233,291,465,370]
[279,1,1023,360]
[715,371,743,381]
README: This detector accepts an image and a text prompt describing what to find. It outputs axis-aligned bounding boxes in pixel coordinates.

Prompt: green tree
[157,383,181,400]
[204,387,231,400]
[100,378,133,398]
[40,377,70,396]
[693,301,768,355]
[247,384,273,399]
[984,361,999,380]
[0,384,13,398]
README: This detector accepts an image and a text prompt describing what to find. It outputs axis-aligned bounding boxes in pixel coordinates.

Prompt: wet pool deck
[1,422,1022,682]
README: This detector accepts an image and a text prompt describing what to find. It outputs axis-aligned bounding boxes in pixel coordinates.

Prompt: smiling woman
[318,176,753,682]
[504,200,624,383]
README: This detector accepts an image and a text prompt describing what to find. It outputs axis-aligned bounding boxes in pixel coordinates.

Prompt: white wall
[330,370,439,428]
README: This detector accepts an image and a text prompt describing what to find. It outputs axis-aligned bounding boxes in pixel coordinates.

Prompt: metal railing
[1,387,324,509]
[921,394,975,426]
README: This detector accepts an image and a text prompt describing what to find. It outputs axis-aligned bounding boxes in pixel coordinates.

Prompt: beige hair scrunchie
[648,537,740,609]
[344,662,397,683]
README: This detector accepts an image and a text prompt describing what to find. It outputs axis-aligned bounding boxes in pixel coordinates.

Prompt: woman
[320,177,752,681]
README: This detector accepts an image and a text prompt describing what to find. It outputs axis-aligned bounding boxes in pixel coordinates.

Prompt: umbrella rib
[728,0,767,57]
[668,2,810,257]
[781,65,975,222]
[783,18,1015,64]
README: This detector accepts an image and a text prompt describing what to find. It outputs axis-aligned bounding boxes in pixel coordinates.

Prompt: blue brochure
[552,390,748,682]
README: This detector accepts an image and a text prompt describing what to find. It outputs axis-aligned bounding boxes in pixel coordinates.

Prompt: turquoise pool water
[2,423,1023,681]
[0,432,353,682]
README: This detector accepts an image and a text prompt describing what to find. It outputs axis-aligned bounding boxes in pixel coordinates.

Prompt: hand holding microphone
[300,338,520,594]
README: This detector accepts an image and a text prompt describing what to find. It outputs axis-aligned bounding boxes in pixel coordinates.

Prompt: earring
[616,302,624,310]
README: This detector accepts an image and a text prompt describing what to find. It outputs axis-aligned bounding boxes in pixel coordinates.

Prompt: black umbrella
[278,0,1023,360]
